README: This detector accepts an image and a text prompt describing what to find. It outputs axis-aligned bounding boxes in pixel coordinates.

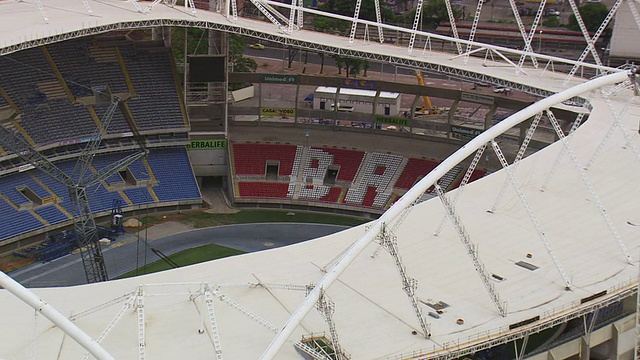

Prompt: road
[9,223,350,288]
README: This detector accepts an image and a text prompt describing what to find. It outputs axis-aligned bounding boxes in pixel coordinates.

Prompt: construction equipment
[0,96,147,283]
[415,70,442,115]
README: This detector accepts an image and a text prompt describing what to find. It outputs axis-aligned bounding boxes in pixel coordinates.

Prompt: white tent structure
[0,1,639,359]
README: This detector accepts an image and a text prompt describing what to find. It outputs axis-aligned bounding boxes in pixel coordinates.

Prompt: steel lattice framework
[0,1,639,360]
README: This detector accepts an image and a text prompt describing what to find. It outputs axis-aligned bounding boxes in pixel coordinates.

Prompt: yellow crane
[415,70,441,115]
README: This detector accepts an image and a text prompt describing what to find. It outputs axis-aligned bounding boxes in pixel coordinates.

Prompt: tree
[567,3,608,32]
[229,34,257,73]
[363,60,370,77]
[333,55,345,75]
[407,0,459,30]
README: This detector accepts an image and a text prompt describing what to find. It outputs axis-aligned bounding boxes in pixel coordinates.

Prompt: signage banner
[451,125,483,138]
[187,139,227,150]
[260,108,296,117]
[341,78,376,89]
[375,116,409,127]
[461,92,495,105]
[261,74,297,84]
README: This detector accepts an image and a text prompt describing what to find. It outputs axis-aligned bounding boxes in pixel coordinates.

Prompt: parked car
[493,87,512,94]
[250,43,265,50]
[545,8,560,16]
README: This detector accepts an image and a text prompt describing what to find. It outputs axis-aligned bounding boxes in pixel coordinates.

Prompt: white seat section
[344,152,404,207]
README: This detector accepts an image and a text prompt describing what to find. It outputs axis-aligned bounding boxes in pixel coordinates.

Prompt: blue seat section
[35,159,125,214]
[127,157,150,180]
[46,38,129,97]
[124,187,153,205]
[0,172,52,206]
[0,198,44,241]
[34,204,68,225]
[0,48,54,109]
[90,152,126,185]
[20,100,96,146]
[119,46,185,131]
[147,148,200,201]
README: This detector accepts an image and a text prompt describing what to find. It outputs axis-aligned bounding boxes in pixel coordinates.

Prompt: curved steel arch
[259,69,632,359]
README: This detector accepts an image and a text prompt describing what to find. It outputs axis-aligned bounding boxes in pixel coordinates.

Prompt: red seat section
[395,158,439,189]
[233,143,298,176]
[320,187,342,203]
[238,182,289,198]
[450,169,487,190]
[317,147,365,182]
[361,186,378,207]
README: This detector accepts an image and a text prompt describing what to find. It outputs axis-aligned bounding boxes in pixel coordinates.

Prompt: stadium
[0,0,639,359]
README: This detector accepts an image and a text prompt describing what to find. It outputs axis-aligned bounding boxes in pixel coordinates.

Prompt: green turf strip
[116,243,245,279]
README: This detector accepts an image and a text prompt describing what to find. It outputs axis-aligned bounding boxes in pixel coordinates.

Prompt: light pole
[538,30,543,53]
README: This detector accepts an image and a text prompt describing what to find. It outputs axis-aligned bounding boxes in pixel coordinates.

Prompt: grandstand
[0,1,639,360]
[0,34,201,252]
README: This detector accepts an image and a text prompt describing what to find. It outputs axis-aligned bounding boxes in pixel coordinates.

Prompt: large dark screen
[189,56,226,82]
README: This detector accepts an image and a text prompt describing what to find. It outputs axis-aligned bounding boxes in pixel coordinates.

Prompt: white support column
[80,0,93,15]
[186,0,197,15]
[288,0,297,34]
[516,1,546,72]
[128,0,143,13]
[564,0,603,74]
[297,0,304,29]
[377,223,431,338]
[506,0,537,68]
[31,0,49,23]
[374,0,384,43]
[435,143,487,236]
[490,112,543,212]
[629,0,640,31]
[541,113,586,191]
[136,286,146,360]
[204,288,224,360]
[565,0,622,84]
[407,0,424,54]
[546,110,632,264]
[145,0,163,14]
[463,0,484,63]
[348,0,364,44]
[434,184,507,316]
[316,288,345,360]
[491,140,572,290]
[230,0,238,21]
[81,294,137,360]
[444,0,462,54]
[249,0,286,31]
[0,271,115,360]
[585,90,640,169]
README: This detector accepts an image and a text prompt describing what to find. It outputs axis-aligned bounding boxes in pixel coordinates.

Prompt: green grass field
[117,243,246,279]
[117,209,369,279]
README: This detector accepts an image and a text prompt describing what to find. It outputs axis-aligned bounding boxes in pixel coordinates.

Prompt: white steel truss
[204,289,224,360]
[407,0,424,54]
[230,0,238,21]
[135,286,146,360]
[516,1,546,72]
[565,0,603,72]
[434,144,487,236]
[376,223,431,338]
[585,90,640,169]
[373,0,384,44]
[81,0,93,15]
[505,0,535,67]
[565,0,623,84]
[491,140,572,290]
[629,0,640,32]
[443,0,462,54]
[546,110,632,264]
[316,288,346,360]
[434,184,507,316]
[541,113,586,192]
[490,112,543,212]
[463,0,484,63]
[348,0,364,44]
